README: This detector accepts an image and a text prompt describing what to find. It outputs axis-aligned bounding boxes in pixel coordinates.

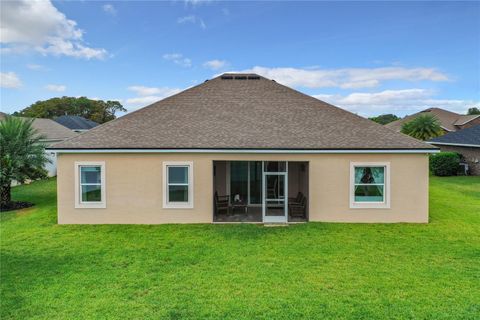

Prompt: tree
[369,114,400,125]
[0,116,50,210]
[13,97,126,124]
[401,114,443,141]
[467,107,480,115]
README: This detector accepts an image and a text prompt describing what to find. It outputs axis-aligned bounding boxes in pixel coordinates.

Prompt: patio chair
[288,192,304,206]
[289,195,307,218]
[214,192,230,215]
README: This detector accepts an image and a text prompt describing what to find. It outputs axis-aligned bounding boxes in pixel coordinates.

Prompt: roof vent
[220,74,261,80]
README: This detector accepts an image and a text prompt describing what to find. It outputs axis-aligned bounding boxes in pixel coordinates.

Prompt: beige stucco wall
[57,153,429,224]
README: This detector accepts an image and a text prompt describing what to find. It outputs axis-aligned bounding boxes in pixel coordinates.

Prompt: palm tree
[0,116,50,210]
[401,114,443,141]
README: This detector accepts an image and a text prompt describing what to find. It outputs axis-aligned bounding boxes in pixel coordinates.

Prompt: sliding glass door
[228,160,289,222]
[229,161,263,205]
[230,161,248,204]
[249,161,262,204]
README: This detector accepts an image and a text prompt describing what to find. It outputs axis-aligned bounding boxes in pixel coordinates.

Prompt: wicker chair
[288,192,303,206]
[289,195,306,218]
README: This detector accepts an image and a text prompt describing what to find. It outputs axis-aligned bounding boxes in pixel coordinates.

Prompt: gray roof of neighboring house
[0,112,77,142]
[429,125,480,147]
[54,115,99,130]
[30,118,78,141]
[385,108,464,132]
[50,73,434,150]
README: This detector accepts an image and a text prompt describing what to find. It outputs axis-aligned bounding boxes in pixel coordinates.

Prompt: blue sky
[1,0,479,117]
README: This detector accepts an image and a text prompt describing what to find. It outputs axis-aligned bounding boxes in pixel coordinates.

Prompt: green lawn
[1,177,479,319]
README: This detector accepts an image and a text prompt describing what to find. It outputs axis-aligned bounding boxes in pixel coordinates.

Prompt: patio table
[231,202,248,214]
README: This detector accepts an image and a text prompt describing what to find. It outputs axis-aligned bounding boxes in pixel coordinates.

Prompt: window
[75,162,106,208]
[350,162,390,209]
[163,162,193,208]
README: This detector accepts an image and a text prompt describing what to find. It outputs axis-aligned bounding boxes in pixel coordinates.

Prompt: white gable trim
[427,142,480,148]
[440,126,452,132]
[454,115,480,126]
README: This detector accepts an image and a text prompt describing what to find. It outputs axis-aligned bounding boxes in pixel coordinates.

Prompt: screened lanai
[213,161,308,223]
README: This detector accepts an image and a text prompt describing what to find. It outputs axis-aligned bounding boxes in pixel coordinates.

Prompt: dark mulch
[0,201,34,212]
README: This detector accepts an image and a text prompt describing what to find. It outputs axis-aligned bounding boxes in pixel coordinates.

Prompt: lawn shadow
[0,205,38,221]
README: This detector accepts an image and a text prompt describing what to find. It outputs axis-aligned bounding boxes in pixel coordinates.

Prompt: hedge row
[429,152,461,176]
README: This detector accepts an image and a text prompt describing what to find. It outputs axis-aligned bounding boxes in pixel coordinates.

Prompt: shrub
[429,152,461,176]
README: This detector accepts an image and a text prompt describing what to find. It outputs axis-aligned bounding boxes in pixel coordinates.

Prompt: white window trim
[350,162,390,209]
[163,161,194,209]
[74,161,106,209]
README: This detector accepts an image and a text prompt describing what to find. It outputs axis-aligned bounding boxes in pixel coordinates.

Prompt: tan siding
[57,153,429,224]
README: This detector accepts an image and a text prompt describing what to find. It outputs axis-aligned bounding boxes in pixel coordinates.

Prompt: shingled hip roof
[428,125,480,147]
[51,73,435,151]
[54,115,99,130]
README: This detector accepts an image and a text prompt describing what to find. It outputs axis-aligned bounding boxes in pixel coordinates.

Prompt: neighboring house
[49,73,437,225]
[428,125,480,175]
[385,108,480,134]
[55,115,99,133]
[0,112,77,176]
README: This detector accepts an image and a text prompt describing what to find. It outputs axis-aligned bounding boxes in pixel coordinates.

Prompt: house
[0,112,77,176]
[54,115,99,133]
[428,125,480,175]
[48,73,438,224]
[385,108,480,134]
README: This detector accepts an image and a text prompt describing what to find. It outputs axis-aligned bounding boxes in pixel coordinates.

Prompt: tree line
[12,97,127,124]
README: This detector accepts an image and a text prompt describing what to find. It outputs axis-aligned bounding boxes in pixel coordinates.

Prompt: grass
[1,177,479,319]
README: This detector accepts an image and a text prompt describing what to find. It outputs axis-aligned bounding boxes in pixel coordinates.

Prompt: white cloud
[45,84,66,92]
[35,38,107,60]
[102,4,117,16]
[26,64,46,71]
[1,0,107,59]
[203,59,228,70]
[163,53,192,67]
[0,72,22,88]
[81,96,123,104]
[125,96,166,107]
[128,86,181,97]
[126,86,182,109]
[184,0,213,7]
[230,66,449,89]
[177,15,196,24]
[177,15,206,29]
[312,89,479,117]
